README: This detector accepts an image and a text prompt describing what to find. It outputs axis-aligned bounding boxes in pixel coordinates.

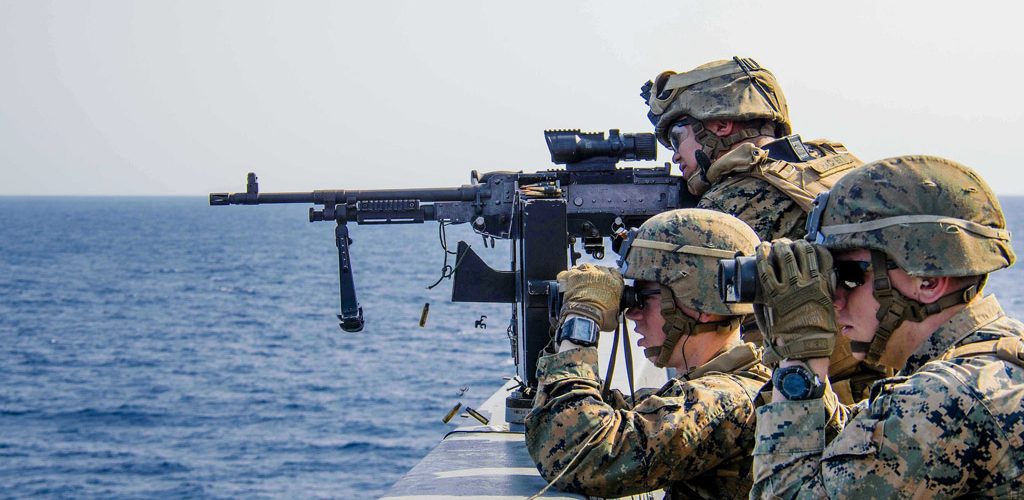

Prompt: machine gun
[210,129,698,404]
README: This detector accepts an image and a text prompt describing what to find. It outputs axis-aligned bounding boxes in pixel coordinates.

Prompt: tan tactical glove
[557,263,624,332]
[754,239,838,363]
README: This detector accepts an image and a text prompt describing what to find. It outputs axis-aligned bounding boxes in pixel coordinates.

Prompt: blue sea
[0,197,512,498]
[3,196,1024,498]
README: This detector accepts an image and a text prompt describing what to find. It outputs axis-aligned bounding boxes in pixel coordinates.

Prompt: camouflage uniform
[526,341,770,499]
[526,209,769,498]
[752,155,1024,497]
[698,172,805,241]
[644,58,885,403]
[752,296,1024,498]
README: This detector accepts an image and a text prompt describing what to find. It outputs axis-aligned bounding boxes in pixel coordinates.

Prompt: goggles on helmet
[645,71,681,117]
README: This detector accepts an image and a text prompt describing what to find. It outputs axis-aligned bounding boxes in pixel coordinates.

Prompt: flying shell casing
[464,407,489,425]
[442,402,462,424]
[419,303,430,327]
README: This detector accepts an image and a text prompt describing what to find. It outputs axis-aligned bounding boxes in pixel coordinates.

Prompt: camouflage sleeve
[525,348,755,497]
[752,369,1007,498]
[751,397,832,499]
[698,176,807,241]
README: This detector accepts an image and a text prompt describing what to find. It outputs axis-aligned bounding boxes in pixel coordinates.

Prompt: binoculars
[719,248,849,304]
[718,256,759,304]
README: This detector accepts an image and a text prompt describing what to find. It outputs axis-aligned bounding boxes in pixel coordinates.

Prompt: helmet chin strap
[683,150,714,196]
[848,340,873,353]
[683,120,775,196]
[692,120,777,161]
[644,285,741,369]
[861,249,982,367]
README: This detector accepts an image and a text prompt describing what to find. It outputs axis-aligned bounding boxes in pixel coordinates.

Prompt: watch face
[775,365,822,401]
[558,317,599,347]
[778,369,812,399]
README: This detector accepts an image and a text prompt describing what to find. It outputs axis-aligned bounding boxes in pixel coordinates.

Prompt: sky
[2,0,1023,195]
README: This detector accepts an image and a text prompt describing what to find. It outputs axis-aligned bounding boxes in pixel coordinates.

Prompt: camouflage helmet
[808,155,1014,277]
[645,57,791,149]
[621,208,759,316]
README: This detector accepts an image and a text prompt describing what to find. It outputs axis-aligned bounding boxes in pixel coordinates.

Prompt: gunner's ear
[704,119,736,137]
[916,276,953,304]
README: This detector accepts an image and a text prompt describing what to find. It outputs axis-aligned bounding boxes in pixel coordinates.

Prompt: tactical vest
[708,137,862,212]
[939,336,1024,369]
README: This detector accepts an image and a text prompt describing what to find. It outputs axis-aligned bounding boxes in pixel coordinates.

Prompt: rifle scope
[544,129,657,165]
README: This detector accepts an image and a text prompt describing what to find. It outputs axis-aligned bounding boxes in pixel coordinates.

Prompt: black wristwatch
[773,364,826,401]
[556,316,600,347]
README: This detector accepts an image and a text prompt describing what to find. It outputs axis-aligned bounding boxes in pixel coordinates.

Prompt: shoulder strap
[940,337,1024,368]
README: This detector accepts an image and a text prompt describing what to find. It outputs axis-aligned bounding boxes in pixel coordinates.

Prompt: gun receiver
[209,129,697,390]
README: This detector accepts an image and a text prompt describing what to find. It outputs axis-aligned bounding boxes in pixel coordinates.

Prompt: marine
[642,56,857,242]
[750,155,1024,497]
[525,209,770,499]
[642,56,885,404]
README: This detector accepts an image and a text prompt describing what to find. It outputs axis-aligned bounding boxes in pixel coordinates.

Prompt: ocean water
[0,197,512,498]
[3,196,1024,498]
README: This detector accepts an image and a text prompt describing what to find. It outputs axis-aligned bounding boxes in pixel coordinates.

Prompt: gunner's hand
[557,264,624,332]
[754,238,838,363]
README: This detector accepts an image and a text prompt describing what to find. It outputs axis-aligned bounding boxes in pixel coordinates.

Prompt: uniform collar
[682,339,761,380]
[900,294,1006,375]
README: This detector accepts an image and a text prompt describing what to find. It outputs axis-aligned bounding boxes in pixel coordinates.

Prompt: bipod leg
[335,221,364,332]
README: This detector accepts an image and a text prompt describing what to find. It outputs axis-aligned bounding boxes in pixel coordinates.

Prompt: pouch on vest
[708,138,862,212]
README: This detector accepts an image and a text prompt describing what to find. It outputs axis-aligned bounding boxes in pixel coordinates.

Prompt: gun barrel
[209,191,315,205]
[209,187,480,206]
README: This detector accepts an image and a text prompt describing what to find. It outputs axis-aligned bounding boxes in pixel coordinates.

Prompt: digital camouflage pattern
[525,341,770,499]
[622,208,759,316]
[752,295,1024,498]
[647,58,791,149]
[698,174,806,242]
[816,155,1015,277]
